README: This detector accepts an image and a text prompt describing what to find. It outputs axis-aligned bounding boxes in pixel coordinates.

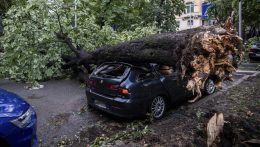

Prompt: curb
[189,71,260,109]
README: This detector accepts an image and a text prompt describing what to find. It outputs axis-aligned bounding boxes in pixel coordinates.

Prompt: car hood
[0,89,29,118]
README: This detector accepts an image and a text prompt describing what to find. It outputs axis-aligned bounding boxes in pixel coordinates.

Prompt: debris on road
[206,113,224,147]
[24,83,44,90]
[246,111,254,117]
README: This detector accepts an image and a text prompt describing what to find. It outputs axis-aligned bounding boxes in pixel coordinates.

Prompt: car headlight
[11,107,34,128]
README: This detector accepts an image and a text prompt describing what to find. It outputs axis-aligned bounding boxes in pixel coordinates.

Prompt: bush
[245,36,260,50]
[0,0,158,84]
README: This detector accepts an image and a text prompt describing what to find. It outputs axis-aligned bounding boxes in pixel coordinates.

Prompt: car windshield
[93,63,130,79]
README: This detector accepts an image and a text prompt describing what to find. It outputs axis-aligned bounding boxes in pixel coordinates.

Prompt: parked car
[249,42,260,61]
[0,89,37,147]
[86,62,216,119]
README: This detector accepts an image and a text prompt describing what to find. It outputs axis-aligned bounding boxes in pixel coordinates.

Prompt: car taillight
[87,80,96,87]
[107,84,119,90]
[107,84,129,95]
[118,88,129,95]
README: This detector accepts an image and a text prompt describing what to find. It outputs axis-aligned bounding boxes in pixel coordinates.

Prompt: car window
[157,65,176,76]
[93,63,130,79]
[137,71,155,81]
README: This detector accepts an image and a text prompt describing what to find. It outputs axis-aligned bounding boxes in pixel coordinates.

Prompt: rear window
[93,63,130,79]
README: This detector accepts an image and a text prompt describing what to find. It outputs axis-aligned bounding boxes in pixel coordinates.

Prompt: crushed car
[249,41,260,61]
[86,62,216,119]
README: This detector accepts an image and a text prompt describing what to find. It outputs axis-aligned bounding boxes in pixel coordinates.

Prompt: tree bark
[56,17,243,102]
[57,26,238,67]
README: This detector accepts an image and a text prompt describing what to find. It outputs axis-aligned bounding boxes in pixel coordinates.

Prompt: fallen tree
[56,16,243,102]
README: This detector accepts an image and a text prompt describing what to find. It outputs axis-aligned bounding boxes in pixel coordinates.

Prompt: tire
[87,102,93,110]
[249,57,254,63]
[232,56,239,68]
[150,96,166,120]
[249,58,257,63]
[204,79,216,95]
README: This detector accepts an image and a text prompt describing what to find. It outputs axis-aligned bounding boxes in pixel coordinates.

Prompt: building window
[186,2,194,13]
[187,19,193,26]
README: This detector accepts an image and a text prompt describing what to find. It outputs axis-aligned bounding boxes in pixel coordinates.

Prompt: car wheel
[204,79,215,95]
[87,102,93,110]
[249,58,256,63]
[150,96,166,119]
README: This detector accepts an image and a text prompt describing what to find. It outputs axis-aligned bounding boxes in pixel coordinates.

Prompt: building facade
[176,0,213,31]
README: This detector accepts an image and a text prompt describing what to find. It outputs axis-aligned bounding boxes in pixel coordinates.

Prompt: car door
[135,69,160,97]
[159,71,188,102]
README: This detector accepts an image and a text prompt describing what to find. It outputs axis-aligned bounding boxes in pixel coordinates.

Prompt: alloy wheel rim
[151,96,165,118]
[206,80,215,94]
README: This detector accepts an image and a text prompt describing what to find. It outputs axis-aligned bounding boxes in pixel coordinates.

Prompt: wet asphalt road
[0,80,105,146]
[0,63,259,146]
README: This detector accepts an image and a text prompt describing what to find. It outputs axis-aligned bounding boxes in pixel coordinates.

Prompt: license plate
[95,100,107,109]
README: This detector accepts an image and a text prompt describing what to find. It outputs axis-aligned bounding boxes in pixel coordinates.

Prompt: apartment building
[176,0,213,30]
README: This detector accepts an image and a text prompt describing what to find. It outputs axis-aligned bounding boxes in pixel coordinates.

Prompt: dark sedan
[86,62,215,119]
[249,42,260,61]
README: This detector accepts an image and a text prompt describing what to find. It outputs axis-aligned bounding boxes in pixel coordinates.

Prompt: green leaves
[0,0,65,83]
[0,0,160,84]
[84,0,185,32]
[208,0,260,28]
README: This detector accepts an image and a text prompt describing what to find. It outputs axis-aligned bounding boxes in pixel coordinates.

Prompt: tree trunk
[56,16,243,102]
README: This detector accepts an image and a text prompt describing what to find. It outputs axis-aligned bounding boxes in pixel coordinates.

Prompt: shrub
[0,0,158,84]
